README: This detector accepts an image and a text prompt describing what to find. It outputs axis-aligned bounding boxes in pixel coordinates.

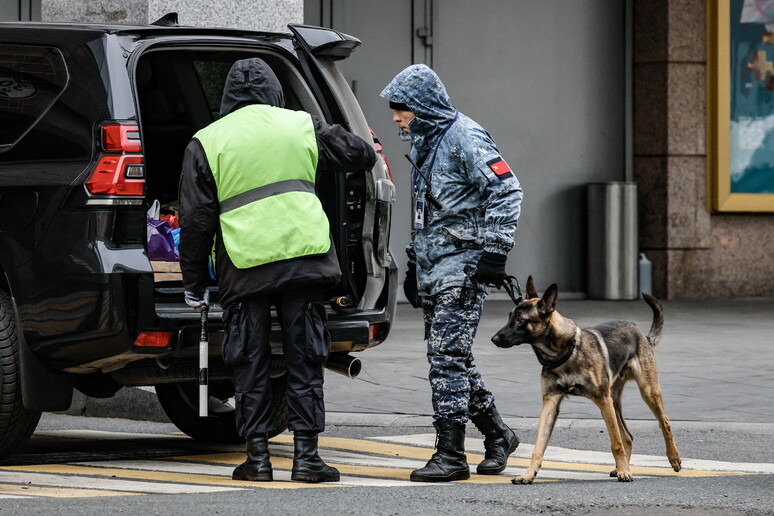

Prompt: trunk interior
[134,47,367,306]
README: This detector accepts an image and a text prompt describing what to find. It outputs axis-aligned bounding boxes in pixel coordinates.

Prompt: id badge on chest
[414,198,425,229]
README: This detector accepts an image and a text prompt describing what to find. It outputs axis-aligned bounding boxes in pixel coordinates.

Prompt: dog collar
[535,337,576,370]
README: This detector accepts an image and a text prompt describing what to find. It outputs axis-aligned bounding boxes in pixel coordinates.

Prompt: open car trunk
[132,45,373,312]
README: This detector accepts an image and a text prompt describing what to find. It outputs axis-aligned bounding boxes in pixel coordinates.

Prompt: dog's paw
[609,469,617,478]
[616,470,633,482]
[670,457,682,472]
[511,475,535,485]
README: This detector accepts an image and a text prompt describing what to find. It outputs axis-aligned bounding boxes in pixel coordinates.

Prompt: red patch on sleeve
[486,157,513,179]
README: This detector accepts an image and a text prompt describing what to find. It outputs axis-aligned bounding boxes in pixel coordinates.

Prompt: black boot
[410,420,470,482]
[232,434,273,481]
[291,431,340,483]
[471,404,519,475]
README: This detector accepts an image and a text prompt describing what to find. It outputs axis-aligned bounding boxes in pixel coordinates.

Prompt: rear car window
[192,60,232,120]
[0,44,68,154]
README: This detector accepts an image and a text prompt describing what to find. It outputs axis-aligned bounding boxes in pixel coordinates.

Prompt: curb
[59,387,774,436]
[325,411,774,434]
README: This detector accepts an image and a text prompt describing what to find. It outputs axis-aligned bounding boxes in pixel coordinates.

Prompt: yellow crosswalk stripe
[268,434,748,478]
[1,432,754,499]
[0,464,340,490]
[0,483,141,498]
[171,452,531,484]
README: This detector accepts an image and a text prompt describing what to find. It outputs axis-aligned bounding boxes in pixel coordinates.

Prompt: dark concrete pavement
[66,296,774,427]
[325,296,774,424]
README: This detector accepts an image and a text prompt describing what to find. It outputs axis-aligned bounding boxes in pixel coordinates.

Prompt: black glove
[403,261,421,309]
[475,251,507,286]
[184,290,208,312]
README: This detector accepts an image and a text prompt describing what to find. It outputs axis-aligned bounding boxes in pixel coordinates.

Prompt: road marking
[0,483,137,498]
[379,434,757,477]
[0,470,237,495]
[273,434,748,478]
[0,464,332,490]
[3,429,768,499]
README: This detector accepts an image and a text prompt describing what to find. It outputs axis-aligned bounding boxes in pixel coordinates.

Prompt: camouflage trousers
[421,286,495,423]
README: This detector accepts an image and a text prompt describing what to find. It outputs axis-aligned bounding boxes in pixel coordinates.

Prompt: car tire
[155,374,288,443]
[0,289,42,459]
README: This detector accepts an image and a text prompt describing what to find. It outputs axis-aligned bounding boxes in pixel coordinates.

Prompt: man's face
[392,109,415,134]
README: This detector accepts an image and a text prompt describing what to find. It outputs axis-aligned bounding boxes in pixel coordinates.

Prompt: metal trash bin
[587,182,638,300]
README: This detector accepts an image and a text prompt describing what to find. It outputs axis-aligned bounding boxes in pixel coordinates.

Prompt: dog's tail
[642,293,664,348]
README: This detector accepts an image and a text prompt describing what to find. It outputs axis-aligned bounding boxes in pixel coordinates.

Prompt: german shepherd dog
[491,277,681,483]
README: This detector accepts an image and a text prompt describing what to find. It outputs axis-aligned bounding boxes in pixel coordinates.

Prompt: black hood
[219,57,285,117]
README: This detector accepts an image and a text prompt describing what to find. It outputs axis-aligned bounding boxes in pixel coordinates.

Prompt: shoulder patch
[486,157,513,180]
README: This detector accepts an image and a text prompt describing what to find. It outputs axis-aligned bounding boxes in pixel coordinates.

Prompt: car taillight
[102,124,141,152]
[369,322,388,345]
[370,128,393,182]
[134,331,174,348]
[85,122,145,199]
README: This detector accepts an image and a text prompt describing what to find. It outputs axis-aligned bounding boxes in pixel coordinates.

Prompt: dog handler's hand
[184,290,208,312]
[475,251,507,287]
[403,261,421,309]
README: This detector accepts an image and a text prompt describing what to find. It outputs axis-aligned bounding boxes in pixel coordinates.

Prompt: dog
[491,277,682,483]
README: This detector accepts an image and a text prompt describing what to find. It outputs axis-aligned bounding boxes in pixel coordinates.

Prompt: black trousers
[222,286,330,436]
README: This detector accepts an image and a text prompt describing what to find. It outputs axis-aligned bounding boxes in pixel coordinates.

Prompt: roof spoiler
[152,12,180,27]
[288,24,361,61]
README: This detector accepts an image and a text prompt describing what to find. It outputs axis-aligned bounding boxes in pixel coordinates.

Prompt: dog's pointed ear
[526,276,538,299]
[537,283,558,316]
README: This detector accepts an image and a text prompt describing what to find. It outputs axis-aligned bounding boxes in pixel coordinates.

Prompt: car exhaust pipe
[325,353,361,379]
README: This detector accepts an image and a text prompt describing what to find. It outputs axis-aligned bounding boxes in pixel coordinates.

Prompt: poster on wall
[709,0,774,211]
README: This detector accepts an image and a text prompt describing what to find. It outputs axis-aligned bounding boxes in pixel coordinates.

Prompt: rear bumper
[157,304,392,355]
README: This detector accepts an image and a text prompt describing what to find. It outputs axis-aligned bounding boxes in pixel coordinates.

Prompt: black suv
[0,16,396,458]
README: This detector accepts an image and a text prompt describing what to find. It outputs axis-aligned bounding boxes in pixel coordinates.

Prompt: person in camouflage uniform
[381,64,523,482]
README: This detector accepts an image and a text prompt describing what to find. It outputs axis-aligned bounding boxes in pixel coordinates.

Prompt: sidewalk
[325,297,774,424]
[67,297,774,426]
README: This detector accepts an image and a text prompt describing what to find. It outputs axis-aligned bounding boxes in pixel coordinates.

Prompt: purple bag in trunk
[147,217,179,261]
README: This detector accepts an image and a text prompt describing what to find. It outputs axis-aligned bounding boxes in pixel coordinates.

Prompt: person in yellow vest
[179,57,376,483]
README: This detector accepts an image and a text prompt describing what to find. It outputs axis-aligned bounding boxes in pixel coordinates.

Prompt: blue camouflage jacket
[381,65,523,296]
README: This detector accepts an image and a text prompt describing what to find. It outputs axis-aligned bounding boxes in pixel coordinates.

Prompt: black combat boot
[291,431,340,483]
[409,419,470,482]
[471,404,520,475]
[232,434,273,481]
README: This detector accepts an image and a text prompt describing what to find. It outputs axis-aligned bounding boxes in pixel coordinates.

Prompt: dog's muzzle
[491,331,518,348]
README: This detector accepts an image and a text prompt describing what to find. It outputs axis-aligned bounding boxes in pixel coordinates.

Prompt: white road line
[73,460,236,476]
[378,434,774,474]
[0,471,242,494]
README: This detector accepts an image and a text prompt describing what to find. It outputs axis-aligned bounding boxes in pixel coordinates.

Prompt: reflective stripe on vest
[194,104,330,269]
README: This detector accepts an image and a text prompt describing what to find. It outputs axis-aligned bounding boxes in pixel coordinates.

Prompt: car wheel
[0,289,42,459]
[155,374,288,443]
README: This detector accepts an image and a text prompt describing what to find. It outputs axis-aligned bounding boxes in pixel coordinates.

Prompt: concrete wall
[634,0,774,299]
[41,0,301,31]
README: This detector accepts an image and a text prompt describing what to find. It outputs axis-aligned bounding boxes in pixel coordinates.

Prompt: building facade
[4,0,772,299]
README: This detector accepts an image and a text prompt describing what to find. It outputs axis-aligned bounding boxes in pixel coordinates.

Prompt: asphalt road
[3,297,773,514]
[1,413,772,515]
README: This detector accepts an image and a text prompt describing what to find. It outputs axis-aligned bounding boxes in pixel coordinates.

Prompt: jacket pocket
[304,302,331,364]
[441,226,483,249]
[221,304,249,367]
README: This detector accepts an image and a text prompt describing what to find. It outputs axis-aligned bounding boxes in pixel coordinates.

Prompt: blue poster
[730,0,774,193]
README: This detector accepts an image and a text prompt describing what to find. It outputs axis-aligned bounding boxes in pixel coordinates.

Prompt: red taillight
[102,124,141,152]
[370,128,393,182]
[134,331,174,348]
[86,122,145,197]
[87,155,145,195]
[369,322,388,344]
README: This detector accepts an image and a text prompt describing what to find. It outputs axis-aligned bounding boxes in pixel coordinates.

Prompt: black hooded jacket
[178,58,376,307]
